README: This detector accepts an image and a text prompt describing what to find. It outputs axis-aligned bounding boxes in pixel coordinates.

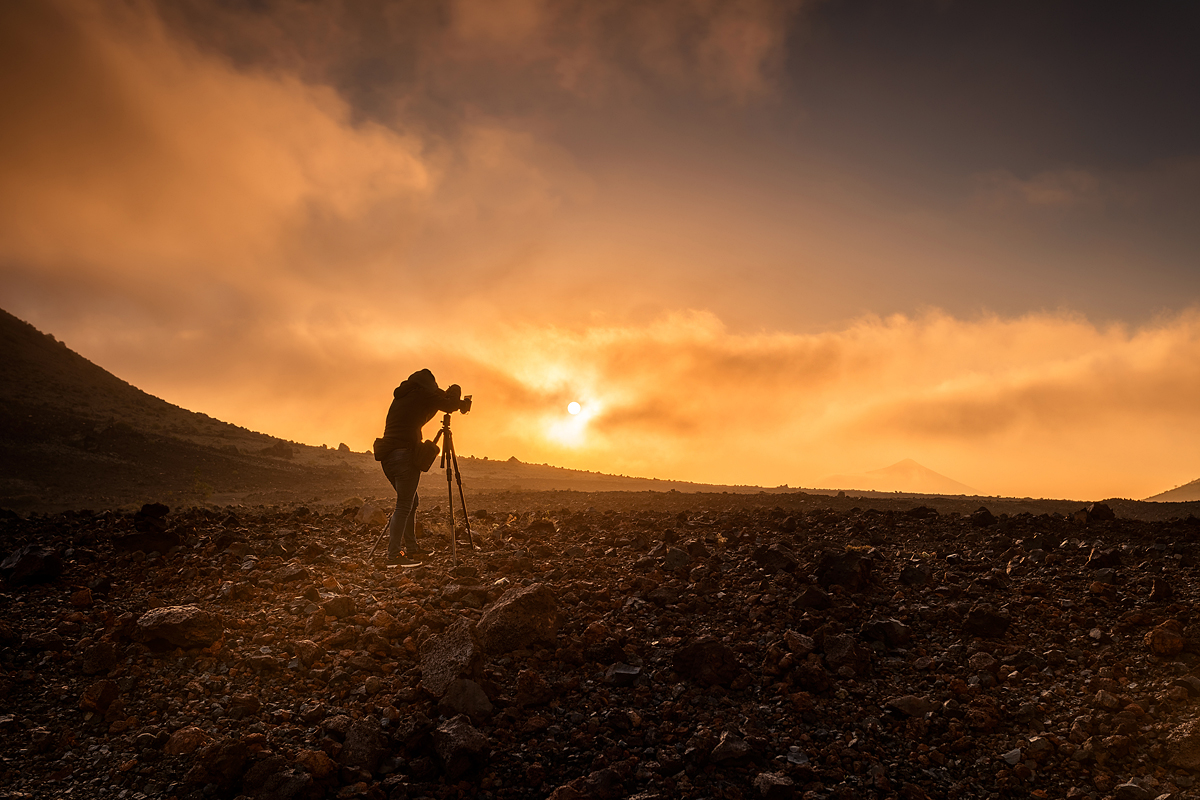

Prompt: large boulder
[476,583,558,655]
[420,618,483,697]
[135,605,224,649]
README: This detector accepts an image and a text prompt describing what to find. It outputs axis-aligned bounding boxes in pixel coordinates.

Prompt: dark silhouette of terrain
[0,307,379,511]
[1146,477,1200,503]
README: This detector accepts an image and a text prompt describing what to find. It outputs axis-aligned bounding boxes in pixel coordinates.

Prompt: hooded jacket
[374,369,461,460]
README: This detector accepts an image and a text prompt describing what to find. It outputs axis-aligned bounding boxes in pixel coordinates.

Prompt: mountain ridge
[817,458,976,495]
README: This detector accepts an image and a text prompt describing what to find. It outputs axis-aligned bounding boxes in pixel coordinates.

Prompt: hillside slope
[0,308,383,510]
[1145,477,1200,502]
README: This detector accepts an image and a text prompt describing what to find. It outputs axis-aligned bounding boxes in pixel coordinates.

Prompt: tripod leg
[450,448,474,550]
[368,510,393,560]
[445,429,457,565]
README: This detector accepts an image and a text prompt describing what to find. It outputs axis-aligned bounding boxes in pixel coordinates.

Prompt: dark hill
[1146,477,1200,503]
[0,308,382,511]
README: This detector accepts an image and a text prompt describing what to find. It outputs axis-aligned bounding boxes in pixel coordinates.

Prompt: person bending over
[374,369,463,562]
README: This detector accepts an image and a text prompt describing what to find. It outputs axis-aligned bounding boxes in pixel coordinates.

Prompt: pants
[382,447,420,558]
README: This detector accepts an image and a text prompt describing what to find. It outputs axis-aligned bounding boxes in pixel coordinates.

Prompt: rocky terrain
[4,490,1200,800]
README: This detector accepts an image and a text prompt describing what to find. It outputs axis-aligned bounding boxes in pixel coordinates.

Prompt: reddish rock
[433,714,489,780]
[135,605,224,648]
[420,618,482,697]
[164,726,211,756]
[1144,620,1184,656]
[476,583,558,655]
[79,679,119,713]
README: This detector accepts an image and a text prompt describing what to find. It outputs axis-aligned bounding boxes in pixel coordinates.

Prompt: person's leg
[383,449,420,560]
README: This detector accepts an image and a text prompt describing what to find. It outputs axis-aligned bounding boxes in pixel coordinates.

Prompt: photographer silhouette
[373,369,468,563]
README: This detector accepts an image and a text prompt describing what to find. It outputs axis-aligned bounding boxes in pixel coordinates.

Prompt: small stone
[862,618,912,648]
[1144,620,1184,656]
[782,630,815,657]
[321,595,355,619]
[710,731,752,764]
[1001,748,1023,765]
[1113,782,1152,800]
[660,547,690,571]
[884,695,937,717]
[79,679,119,713]
[164,726,211,756]
[603,663,642,687]
[753,771,796,799]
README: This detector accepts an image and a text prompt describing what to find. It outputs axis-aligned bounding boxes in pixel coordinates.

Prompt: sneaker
[404,547,431,559]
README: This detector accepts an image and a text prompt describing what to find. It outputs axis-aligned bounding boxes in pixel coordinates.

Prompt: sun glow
[547,398,599,448]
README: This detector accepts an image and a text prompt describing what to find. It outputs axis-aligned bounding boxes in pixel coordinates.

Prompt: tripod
[432,412,474,564]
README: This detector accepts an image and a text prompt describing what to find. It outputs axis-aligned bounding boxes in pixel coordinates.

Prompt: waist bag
[417,439,440,472]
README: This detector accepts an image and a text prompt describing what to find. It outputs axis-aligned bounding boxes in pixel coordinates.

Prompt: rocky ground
[3,491,1200,800]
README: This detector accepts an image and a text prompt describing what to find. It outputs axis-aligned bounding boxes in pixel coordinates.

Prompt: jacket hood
[394,368,438,398]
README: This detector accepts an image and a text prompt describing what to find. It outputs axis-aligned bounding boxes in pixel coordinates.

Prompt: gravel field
[3,491,1200,800]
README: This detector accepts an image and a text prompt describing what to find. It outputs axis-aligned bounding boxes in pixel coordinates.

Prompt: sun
[567,401,581,415]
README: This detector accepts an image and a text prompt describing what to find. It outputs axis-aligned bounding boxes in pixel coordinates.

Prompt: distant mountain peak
[818,458,975,496]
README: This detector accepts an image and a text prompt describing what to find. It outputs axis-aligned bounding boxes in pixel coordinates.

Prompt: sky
[2,0,1200,500]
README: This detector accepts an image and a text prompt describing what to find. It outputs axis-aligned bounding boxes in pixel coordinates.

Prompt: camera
[458,395,473,414]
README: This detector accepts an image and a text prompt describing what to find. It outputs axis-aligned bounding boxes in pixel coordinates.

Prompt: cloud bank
[2,0,1199,502]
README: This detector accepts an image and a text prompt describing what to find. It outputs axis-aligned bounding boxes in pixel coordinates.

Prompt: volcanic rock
[0,545,63,585]
[962,604,1011,638]
[814,548,872,591]
[438,678,494,721]
[134,605,224,648]
[1144,619,1184,656]
[751,543,799,574]
[753,771,796,800]
[710,731,753,764]
[165,726,211,756]
[884,695,937,717]
[339,718,388,772]
[419,617,483,697]
[476,582,558,655]
[1167,719,1200,770]
[79,679,119,713]
[433,714,489,779]
[673,636,743,686]
[186,736,253,787]
[861,617,912,648]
